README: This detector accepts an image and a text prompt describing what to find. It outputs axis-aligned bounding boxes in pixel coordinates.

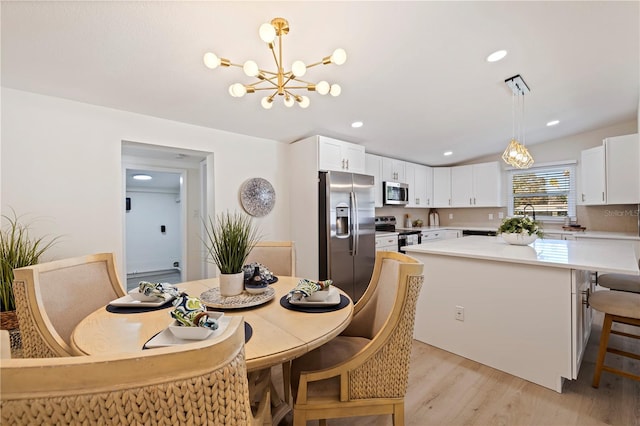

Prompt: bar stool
[597,272,640,293]
[589,290,640,388]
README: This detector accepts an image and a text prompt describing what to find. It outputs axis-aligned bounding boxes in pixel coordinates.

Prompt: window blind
[507,164,576,220]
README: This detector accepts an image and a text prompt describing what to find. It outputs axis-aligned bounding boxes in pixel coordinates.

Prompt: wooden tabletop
[70,277,353,372]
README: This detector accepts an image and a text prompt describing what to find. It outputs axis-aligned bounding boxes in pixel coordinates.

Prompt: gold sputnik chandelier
[502,74,534,169]
[203,17,346,109]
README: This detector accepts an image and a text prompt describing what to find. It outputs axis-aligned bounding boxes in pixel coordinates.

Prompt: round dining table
[70,276,353,373]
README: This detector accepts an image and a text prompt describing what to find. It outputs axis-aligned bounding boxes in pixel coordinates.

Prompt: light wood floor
[275,309,639,426]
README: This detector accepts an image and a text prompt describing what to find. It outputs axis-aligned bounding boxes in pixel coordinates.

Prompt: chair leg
[282,361,292,404]
[392,401,405,426]
[292,409,306,426]
[593,313,614,388]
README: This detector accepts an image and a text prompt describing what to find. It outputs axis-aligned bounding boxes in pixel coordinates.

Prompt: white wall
[125,190,181,273]
[1,89,291,279]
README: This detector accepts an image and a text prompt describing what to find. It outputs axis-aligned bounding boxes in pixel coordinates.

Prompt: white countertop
[403,235,640,275]
[396,225,640,240]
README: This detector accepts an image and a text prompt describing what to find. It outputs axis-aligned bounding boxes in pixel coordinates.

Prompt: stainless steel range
[375,216,421,251]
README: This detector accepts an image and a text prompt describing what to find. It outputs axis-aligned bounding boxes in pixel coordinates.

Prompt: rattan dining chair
[1,330,11,359]
[290,251,424,426]
[245,241,296,276]
[245,240,297,403]
[0,316,271,425]
[12,252,126,358]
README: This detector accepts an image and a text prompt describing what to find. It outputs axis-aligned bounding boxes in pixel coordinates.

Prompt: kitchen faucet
[523,203,536,221]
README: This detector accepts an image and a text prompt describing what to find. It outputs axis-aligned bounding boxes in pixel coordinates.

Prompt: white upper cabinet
[365,154,383,208]
[472,162,503,207]
[382,157,406,183]
[451,165,473,207]
[579,134,639,205]
[317,136,365,174]
[405,162,432,208]
[433,167,452,207]
[450,162,503,207]
[605,133,639,204]
[580,145,606,205]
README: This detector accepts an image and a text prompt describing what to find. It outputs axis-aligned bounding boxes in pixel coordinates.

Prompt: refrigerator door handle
[351,191,359,256]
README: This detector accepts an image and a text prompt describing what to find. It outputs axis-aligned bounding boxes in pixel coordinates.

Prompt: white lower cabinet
[375,234,399,252]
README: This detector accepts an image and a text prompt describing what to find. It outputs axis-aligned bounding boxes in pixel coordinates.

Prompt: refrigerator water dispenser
[335,205,350,237]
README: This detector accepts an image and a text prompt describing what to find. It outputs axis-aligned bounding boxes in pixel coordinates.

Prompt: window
[507,163,576,221]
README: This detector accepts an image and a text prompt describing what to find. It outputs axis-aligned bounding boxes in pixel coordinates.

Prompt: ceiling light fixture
[132,174,152,181]
[203,17,346,109]
[502,74,534,169]
[487,50,507,62]
[351,121,363,128]
[443,151,453,156]
[546,120,560,126]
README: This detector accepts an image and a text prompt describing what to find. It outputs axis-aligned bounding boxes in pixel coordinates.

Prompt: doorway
[121,141,213,290]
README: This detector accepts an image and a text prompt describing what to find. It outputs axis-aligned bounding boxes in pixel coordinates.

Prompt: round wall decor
[240,178,276,217]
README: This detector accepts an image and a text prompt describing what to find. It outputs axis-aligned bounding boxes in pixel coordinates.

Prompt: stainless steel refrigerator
[319,171,375,302]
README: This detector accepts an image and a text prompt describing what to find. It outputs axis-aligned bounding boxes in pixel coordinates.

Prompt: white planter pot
[501,232,538,246]
[219,272,245,296]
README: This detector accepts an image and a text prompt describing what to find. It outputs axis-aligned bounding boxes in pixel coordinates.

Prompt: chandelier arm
[305,60,326,69]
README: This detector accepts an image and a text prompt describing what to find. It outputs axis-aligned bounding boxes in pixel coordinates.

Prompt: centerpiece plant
[203,211,260,296]
[497,216,543,238]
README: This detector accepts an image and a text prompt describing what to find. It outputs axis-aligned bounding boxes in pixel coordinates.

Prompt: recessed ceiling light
[133,174,152,181]
[443,151,453,156]
[546,120,560,126]
[486,50,507,62]
[351,121,363,128]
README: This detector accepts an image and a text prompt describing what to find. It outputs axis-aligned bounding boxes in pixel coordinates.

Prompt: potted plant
[203,211,260,296]
[1,210,59,332]
[497,216,543,245]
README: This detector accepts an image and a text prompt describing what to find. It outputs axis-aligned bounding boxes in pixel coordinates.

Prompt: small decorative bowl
[128,288,163,302]
[168,312,223,340]
[245,282,269,294]
[305,289,330,302]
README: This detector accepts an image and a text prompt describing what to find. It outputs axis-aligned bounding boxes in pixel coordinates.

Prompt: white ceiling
[2,1,638,166]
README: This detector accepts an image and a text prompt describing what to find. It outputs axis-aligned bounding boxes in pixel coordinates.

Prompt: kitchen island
[404,236,639,392]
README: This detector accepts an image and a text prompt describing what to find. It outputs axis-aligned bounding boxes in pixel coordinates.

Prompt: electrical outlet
[498,212,504,219]
[488,213,494,220]
[455,306,464,321]
[449,213,453,220]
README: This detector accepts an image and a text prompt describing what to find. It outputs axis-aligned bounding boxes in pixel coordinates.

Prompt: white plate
[289,286,341,306]
[145,316,231,348]
[109,292,175,307]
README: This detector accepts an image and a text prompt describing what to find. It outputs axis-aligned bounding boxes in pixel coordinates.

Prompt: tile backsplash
[375,204,639,234]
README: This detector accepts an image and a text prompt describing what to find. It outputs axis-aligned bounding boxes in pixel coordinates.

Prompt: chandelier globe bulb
[291,60,307,77]
[230,83,247,98]
[299,96,310,108]
[331,48,347,65]
[261,97,274,109]
[259,23,277,43]
[329,84,342,97]
[203,52,221,69]
[284,96,295,108]
[316,81,330,95]
[243,60,259,77]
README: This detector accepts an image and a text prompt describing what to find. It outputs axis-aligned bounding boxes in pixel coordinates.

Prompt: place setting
[280,278,350,313]
[106,281,179,313]
[143,294,252,349]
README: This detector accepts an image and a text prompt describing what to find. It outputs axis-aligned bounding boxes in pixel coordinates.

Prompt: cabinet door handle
[346,159,349,170]
[341,159,345,169]
[427,198,430,206]
[581,193,585,202]
[449,198,451,206]
[474,197,476,205]
[582,288,590,306]
[602,192,604,202]
[469,198,472,205]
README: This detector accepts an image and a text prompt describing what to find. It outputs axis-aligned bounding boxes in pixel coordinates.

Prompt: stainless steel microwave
[383,181,409,205]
